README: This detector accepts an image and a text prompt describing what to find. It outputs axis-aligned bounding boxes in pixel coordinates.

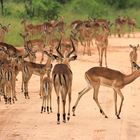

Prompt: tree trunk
[0,0,4,15]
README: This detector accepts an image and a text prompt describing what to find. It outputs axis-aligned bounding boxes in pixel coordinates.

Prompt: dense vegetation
[0,0,140,45]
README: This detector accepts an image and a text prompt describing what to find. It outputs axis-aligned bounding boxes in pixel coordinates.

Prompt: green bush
[71,0,109,18]
[25,0,61,20]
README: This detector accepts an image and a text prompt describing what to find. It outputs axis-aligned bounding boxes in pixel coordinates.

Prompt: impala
[115,16,127,37]
[129,44,139,72]
[45,36,77,124]
[72,62,140,119]
[21,19,45,37]
[0,23,10,42]
[18,54,52,99]
[41,71,53,114]
[20,32,46,63]
[127,17,136,38]
[95,26,110,67]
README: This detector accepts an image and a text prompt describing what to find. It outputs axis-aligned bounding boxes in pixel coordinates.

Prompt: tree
[24,0,34,17]
[56,0,71,4]
[0,0,4,15]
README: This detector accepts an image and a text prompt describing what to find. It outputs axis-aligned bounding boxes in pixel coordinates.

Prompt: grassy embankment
[1,1,140,46]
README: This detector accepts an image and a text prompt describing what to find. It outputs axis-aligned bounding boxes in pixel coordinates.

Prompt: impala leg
[23,80,30,99]
[44,96,48,112]
[67,90,71,121]
[41,97,45,113]
[46,95,49,114]
[21,72,24,92]
[131,62,134,73]
[39,76,43,98]
[93,85,108,118]
[50,89,52,113]
[97,46,101,66]
[132,26,135,38]
[116,89,124,119]
[72,86,91,116]
[40,50,44,64]
[62,98,66,123]
[61,88,66,123]
[100,48,105,67]
[87,41,91,56]
[114,89,117,116]
[57,95,60,124]
[105,48,107,68]
[11,82,15,103]
[12,77,17,102]
[83,43,86,55]
[6,85,11,104]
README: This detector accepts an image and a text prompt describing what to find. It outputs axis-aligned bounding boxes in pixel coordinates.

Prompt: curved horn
[44,50,52,58]
[56,37,63,58]
[66,35,76,58]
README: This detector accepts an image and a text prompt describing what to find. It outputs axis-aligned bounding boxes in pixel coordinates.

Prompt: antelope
[0,23,10,42]
[115,16,127,37]
[93,18,111,28]
[0,59,18,104]
[60,37,78,56]
[0,42,35,62]
[41,71,53,114]
[127,17,136,38]
[21,19,45,37]
[72,62,140,119]
[95,26,109,67]
[78,26,94,56]
[72,21,94,56]
[20,32,46,63]
[53,20,65,36]
[46,36,77,124]
[70,20,83,30]
[2,64,16,104]
[18,55,52,99]
[46,35,78,56]
[129,44,139,72]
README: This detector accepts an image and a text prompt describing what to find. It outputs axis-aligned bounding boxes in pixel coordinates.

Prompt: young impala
[40,72,53,114]
[72,62,140,119]
[129,44,139,72]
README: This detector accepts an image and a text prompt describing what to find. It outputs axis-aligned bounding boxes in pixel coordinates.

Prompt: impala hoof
[117,115,121,119]
[67,117,70,121]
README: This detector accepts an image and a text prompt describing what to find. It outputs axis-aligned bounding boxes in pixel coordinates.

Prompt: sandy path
[0,34,140,140]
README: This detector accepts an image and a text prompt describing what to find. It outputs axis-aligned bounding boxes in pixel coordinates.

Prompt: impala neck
[46,57,52,66]
[124,70,140,85]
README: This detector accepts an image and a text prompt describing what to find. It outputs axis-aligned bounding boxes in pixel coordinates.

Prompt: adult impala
[46,36,77,124]
[0,23,10,42]
[72,62,140,119]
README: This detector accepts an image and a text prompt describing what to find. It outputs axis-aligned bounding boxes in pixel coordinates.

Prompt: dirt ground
[0,33,140,140]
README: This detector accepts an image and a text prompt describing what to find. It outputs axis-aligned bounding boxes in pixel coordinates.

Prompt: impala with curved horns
[45,36,77,124]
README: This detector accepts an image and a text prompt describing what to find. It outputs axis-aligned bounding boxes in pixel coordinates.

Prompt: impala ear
[69,55,77,61]
[132,62,140,70]
[52,54,64,62]
[129,44,133,48]
[3,46,8,51]
[52,54,59,60]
